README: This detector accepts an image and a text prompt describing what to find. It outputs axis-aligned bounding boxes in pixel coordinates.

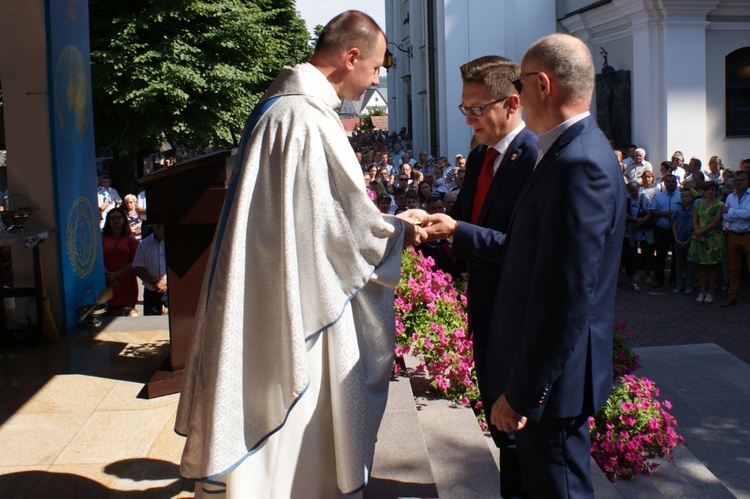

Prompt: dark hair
[460,55,519,99]
[417,181,432,204]
[314,10,384,59]
[370,179,388,196]
[393,187,406,196]
[700,180,717,192]
[405,189,418,200]
[102,208,133,238]
[426,192,444,203]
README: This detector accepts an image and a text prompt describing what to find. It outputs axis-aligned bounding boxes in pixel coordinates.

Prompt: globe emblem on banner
[67,197,98,278]
[54,44,90,144]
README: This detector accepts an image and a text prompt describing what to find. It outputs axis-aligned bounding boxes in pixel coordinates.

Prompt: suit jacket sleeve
[452,221,506,264]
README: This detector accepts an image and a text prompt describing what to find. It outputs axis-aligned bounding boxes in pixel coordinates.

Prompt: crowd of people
[347,128,750,310]
[620,147,750,307]
[354,130,467,215]
[91,10,750,496]
[97,173,166,317]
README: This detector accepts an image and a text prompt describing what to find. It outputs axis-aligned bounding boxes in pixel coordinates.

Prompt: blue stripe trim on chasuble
[204,96,281,308]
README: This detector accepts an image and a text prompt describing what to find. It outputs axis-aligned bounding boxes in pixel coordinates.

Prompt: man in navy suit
[451,55,537,498]
[425,35,624,498]
[488,34,624,497]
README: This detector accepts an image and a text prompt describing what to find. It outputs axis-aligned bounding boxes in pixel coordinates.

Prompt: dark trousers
[478,364,523,498]
[621,238,637,276]
[621,237,654,278]
[514,414,594,498]
[654,227,675,285]
[143,288,165,316]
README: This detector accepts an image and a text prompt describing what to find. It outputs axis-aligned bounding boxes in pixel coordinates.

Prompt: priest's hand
[396,209,429,226]
[422,213,459,241]
[491,394,527,433]
[395,209,429,247]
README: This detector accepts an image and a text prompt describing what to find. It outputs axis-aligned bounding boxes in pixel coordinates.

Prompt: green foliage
[89,0,312,157]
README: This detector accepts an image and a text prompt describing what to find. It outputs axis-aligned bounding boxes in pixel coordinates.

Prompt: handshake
[393,209,458,247]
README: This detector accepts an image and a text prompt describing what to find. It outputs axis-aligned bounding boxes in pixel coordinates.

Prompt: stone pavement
[614,273,750,364]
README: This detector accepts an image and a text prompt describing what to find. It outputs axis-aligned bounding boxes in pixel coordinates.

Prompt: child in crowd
[376,193,392,214]
[672,188,695,294]
[405,190,419,210]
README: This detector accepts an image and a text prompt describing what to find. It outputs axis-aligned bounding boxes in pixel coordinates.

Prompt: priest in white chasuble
[175,10,426,499]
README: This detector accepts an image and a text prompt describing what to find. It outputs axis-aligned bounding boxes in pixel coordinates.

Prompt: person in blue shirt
[672,188,695,294]
[649,174,681,287]
[720,169,750,307]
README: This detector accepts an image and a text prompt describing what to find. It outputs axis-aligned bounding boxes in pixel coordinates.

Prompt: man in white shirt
[132,224,166,315]
[97,174,122,229]
[721,170,750,307]
[622,144,637,168]
[623,148,653,184]
[670,151,687,185]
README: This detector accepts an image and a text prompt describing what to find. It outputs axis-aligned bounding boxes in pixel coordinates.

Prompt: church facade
[385,0,750,169]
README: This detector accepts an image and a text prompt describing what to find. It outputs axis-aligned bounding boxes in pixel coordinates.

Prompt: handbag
[636,194,655,227]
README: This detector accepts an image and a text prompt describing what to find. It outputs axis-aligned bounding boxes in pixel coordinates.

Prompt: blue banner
[45,0,103,333]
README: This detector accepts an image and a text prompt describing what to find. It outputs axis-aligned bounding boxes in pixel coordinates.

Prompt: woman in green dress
[688,181,725,304]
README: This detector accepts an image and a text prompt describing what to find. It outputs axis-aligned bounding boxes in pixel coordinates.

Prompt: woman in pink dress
[101,208,139,316]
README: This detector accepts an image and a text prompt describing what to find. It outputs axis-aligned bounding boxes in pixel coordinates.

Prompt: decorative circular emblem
[67,196,98,278]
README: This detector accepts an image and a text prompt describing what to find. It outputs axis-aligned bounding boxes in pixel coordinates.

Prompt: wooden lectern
[137,150,233,397]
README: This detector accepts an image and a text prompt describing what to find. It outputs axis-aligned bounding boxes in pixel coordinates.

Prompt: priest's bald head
[311,10,386,102]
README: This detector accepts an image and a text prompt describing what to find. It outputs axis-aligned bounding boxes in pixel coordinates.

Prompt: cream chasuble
[175,63,404,498]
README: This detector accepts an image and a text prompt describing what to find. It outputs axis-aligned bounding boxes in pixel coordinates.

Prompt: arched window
[726,47,750,137]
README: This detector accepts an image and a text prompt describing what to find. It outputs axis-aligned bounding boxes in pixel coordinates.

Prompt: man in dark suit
[450,55,537,498]
[424,35,624,497]
[486,34,625,497]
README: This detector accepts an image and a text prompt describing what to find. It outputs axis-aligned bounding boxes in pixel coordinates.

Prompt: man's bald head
[524,33,594,105]
[313,10,384,60]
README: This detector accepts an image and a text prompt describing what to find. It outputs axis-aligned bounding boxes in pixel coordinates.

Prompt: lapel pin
[510,154,517,160]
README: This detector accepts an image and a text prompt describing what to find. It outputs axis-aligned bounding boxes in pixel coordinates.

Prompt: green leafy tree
[89,0,312,190]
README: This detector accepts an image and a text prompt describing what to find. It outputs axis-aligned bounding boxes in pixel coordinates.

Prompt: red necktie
[471,147,500,224]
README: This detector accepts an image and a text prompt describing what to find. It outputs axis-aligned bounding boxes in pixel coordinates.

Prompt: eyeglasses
[458,96,507,117]
[511,72,540,93]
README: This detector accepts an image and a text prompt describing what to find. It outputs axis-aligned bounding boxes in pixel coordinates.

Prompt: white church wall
[706,26,750,168]
[439,0,556,163]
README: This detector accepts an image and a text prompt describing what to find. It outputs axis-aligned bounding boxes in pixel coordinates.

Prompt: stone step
[410,377,500,498]
[608,344,747,498]
[371,353,621,498]
[610,443,735,498]
[365,376,438,498]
